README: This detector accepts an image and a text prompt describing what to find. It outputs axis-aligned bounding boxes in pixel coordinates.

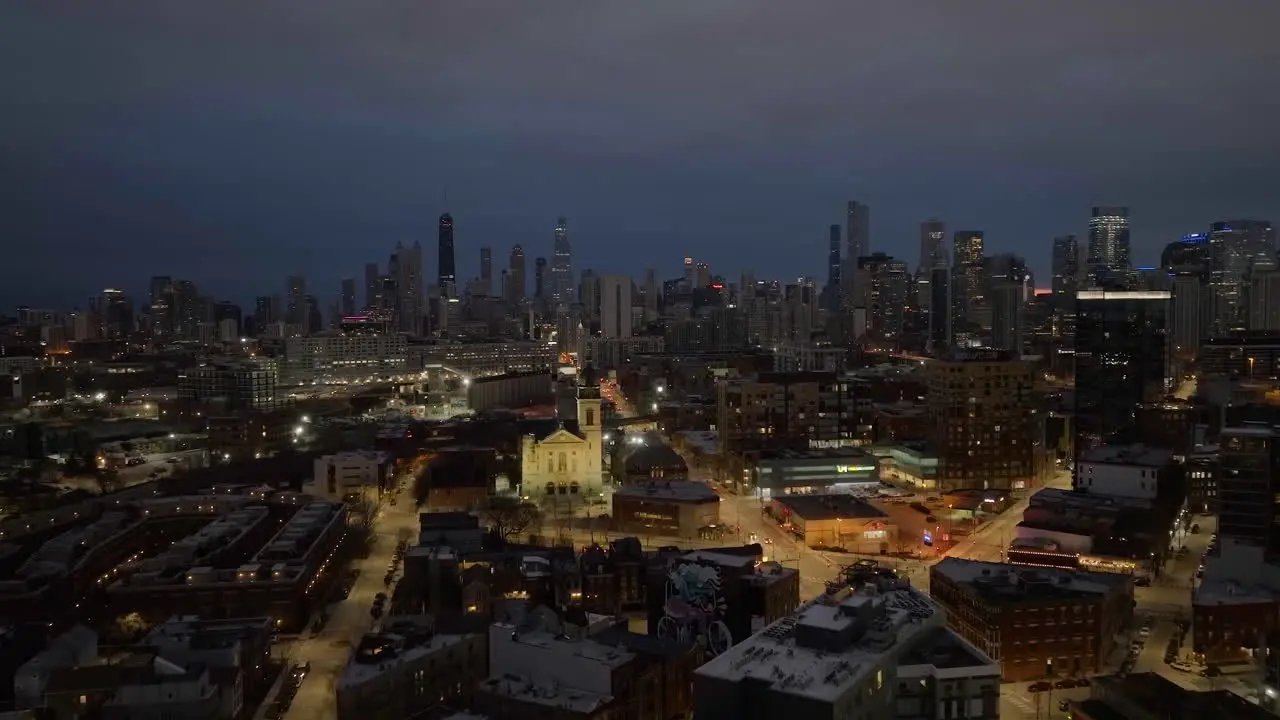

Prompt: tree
[481,496,543,542]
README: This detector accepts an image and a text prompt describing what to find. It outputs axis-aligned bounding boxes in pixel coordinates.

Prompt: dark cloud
[2,0,1278,306]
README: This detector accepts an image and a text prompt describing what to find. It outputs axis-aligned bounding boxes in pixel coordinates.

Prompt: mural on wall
[656,560,732,656]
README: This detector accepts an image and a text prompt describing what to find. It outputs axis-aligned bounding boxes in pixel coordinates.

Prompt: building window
[545,482,555,495]
[558,452,567,472]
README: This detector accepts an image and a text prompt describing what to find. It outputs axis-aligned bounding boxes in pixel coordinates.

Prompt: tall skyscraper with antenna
[551,217,572,307]
[438,213,456,294]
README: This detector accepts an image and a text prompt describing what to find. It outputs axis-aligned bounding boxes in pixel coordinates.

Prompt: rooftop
[772,494,887,522]
[932,558,1130,605]
[481,623,636,714]
[1029,487,1153,511]
[754,447,878,464]
[1078,444,1174,468]
[339,626,472,689]
[613,481,718,503]
[1091,672,1277,720]
[696,578,995,703]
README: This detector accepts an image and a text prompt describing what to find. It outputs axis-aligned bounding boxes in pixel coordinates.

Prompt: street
[58,449,208,493]
[717,492,843,599]
[947,469,1075,563]
[277,479,422,720]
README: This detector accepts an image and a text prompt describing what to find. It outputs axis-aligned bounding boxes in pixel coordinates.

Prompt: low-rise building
[1073,444,1177,499]
[693,575,1000,720]
[611,482,720,540]
[868,443,938,490]
[306,451,391,503]
[335,617,487,720]
[1007,487,1183,578]
[745,448,880,499]
[419,447,497,512]
[614,436,688,485]
[929,558,1133,682]
[474,613,666,720]
[284,333,409,383]
[769,494,896,553]
[1070,672,1276,720]
[646,547,799,655]
[104,500,348,632]
[466,371,553,413]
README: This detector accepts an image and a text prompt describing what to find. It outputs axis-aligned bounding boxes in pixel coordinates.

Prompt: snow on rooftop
[695,581,949,703]
[933,557,1127,597]
[338,632,471,688]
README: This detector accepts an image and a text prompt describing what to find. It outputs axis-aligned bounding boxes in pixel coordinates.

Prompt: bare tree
[481,496,543,542]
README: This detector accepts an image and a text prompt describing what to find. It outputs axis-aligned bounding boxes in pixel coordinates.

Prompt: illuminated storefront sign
[635,512,673,522]
[863,530,887,540]
[836,464,876,474]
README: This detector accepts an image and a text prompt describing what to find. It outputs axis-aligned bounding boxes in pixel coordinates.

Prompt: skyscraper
[438,213,456,293]
[340,278,356,317]
[643,268,659,321]
[1217,424,1280,557]
[1249,262,1280,332]
[479,247,493,297]
[364,263,379,311]
[97,289,133,339]
[846,200,870,261]
[394,241,422,335]
[928,266,952,355]
[534,257,548,300]
[507,245,526,305]
[918,220,947,272]
[1073,289,1170,454]
[855,253,909,342]
[286,275,306,328]
[599,275,633,339]
[551,217,573,306]
[951,231,985,332]
[1050,235,1079,300]
[989,282,1024,355]
[824,224,841,312]
[1051,235,1080,340]
[1086,206,1131,285]
[580,269,599,322]
[1209,219,1276,336]
[841,201,870,307]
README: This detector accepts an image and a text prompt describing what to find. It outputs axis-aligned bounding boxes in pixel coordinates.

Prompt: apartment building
[925,349,1036,491]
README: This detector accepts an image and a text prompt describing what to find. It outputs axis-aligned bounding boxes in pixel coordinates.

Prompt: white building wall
[307,452,389,501]
[1074,462,1160,500]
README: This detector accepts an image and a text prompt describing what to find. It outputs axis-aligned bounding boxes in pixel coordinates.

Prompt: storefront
[748,448,880,499]
[870,444,939,490]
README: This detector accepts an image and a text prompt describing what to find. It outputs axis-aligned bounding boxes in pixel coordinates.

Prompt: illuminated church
[520,372,603,501]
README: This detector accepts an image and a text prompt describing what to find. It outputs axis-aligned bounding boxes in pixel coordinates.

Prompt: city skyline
[4,2,1280,307]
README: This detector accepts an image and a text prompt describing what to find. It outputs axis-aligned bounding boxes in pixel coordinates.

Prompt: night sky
[4,1,1279,310]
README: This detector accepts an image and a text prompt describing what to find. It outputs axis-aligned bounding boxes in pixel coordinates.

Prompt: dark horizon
[4,1,1279,309]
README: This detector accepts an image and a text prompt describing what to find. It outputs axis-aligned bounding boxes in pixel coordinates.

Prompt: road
[601,378,637,419]
[717,493,840,599]
[280,479,422,720]
[947,469,1074,563]
[59,449,208,493]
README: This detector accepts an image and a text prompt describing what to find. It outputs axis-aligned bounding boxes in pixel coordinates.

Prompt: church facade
[521,385,603,501]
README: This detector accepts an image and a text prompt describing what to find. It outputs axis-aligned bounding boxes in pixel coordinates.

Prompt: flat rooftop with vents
[931,558,1132,605]
[695,574,998,711]
[771,494,887,522]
